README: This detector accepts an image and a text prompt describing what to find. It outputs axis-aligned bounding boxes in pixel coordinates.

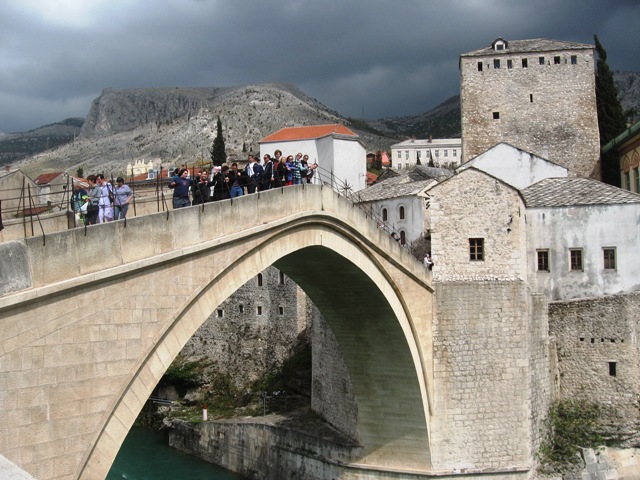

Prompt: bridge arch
[0,186,434,480]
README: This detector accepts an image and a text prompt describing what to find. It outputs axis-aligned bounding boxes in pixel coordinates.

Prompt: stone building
[602,120,640,192]
[460,37,600,178]
[390,137,462,170]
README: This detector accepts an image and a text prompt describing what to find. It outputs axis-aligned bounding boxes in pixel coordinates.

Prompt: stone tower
[460,38,600,178]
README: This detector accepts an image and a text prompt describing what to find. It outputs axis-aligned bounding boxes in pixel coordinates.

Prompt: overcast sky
[1,0,638,133]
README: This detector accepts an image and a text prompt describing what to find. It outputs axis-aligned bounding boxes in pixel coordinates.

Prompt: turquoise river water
[106,427,247,480]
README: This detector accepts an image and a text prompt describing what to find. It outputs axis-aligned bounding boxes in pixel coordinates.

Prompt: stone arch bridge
[0,185,439,480]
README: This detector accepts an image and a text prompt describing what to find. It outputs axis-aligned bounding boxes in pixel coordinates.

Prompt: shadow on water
[107,427,246,480]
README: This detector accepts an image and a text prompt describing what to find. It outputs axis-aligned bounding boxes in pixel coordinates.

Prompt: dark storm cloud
[0,0,638,132]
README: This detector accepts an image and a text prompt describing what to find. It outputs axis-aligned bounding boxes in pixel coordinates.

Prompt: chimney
[428,135,432,143]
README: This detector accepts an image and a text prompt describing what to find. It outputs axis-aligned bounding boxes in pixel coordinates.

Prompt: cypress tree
[211,117,226,166]
[595,35,626,186]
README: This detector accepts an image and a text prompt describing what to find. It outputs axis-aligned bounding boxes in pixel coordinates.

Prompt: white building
[457,142,568,190]
[355,166,452,246]
[390,138,462,170]
[259,124,367,192]
[522,178,640,300]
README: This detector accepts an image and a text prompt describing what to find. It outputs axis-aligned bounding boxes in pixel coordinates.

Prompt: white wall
[261,137,365,192]
[367,196,426,245]
[527,203,640,300]
[458,143,568,190]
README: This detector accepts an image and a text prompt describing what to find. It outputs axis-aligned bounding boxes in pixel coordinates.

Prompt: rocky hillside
[13,84,399,178]
[0,118,83,167]
[614,70,640,121]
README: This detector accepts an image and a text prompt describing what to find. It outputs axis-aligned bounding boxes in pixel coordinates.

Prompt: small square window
[522,58,528,68]
[554,56,561,65]
[603,248,616,270]
[217,309,224,318]
[507,59,513,69]
[469,238,484,261]
[537,250,550,272]
[539,56,545,65]
[477,61,483,72]
[493,111,500,120]
[494,59,500,69]
[570,249,583,271]
[571,55,577,65]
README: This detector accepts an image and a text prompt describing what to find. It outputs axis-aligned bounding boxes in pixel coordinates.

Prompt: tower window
[493,111,500,120]
[278,306,284,316]
[399,206,405,220]
[530,94,534,103]
[239,304,244,314]
[469,238,484,261]
[279,271,285,285]
[257,306,263,315]
[257,273,263,287]
[400,230,406,245]
[609,362,617,377]
[382,208,388,221]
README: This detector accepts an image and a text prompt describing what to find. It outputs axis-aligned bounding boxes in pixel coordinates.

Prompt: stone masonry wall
[431,281,550,471]
[549,292,640,444]
[310,300,359,442]
[460,46,600,179]
[179,266,309,388]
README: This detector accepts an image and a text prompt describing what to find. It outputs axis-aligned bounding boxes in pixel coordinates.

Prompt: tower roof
[461,38,593,57]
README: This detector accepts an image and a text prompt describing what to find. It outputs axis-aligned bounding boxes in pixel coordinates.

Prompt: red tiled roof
[366,172,378,185]
[260,124,357,143]
[34,172,64,185]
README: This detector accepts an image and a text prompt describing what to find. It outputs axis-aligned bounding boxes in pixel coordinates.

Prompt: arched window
[400,230,406,245]
[399,206,405,220]
[257,273,263,287]
[382,208,388,221]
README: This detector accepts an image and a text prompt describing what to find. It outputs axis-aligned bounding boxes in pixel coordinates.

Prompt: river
[107,427,247,480]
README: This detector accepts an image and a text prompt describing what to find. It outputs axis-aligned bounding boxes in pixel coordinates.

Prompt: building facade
[390,138,462,170]
[259,124,367,192]
[460,38,600,178]
[602,121,640,192]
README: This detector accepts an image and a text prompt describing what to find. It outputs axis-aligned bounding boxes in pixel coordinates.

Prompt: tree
[210,117,226,166]
[76,166,84,178]
[595,35,626,186]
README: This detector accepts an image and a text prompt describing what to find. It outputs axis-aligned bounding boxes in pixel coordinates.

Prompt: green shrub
[539,399,604,469]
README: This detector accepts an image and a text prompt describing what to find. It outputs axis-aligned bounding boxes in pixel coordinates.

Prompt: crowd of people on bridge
[70,174,133,226]
[169,151,318,209]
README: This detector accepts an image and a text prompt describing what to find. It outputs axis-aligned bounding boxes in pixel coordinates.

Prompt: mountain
[12,84,399,177]
[369,95,461,139]
[614,70,640,121]
[0,118,83,167]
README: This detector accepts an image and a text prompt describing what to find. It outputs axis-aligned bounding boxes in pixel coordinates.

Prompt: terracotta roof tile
[34,172,65,184]
[260,124,357,143]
